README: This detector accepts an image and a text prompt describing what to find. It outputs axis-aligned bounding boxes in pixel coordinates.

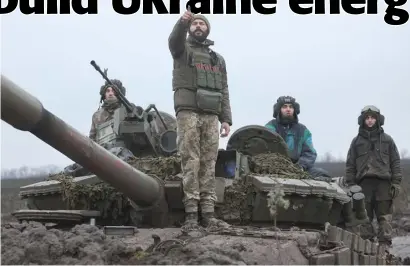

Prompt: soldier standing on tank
[345,105,402,246]
[168,10,233,230]
[89,78,126,141]
[265,96,330,179]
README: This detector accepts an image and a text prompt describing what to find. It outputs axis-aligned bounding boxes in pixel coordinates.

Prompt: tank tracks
[141,224,388,265]
[216,224,388,265]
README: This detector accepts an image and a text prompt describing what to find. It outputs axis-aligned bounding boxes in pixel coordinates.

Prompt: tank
[2,74,391,265]
[62,61,179,177]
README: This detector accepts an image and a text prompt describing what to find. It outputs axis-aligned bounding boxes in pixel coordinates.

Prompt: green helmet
[99,79,126,102]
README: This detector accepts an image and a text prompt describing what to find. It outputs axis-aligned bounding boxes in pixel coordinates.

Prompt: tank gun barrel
[1,75,162,208]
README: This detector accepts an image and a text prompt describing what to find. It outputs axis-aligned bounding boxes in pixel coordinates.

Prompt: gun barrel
[1,75,162,208]
[89,60,134,114]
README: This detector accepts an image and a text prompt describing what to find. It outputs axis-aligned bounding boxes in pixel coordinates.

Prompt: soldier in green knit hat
[168,10,233,231]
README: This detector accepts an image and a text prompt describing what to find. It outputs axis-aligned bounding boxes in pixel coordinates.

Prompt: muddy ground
[2,218,410,265]
[1,222,317,265]
[1,159,410,264]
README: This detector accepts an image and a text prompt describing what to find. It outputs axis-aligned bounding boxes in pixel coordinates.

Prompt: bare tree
[401,149,408,159]
[323,152,336,162]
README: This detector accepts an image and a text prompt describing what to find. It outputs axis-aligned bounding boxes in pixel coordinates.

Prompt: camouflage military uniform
[168,14,232,228]
[89,79,125,142]
[345,106,402,245]
[64,79,127,177]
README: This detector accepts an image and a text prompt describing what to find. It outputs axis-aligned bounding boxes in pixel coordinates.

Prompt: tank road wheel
[226,125,290,157]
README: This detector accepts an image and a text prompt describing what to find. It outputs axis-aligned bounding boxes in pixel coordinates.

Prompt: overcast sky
[1,1,409,169]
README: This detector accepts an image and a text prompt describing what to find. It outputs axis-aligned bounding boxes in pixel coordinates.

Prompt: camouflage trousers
[176,110,219,213]
[359,178,393,244]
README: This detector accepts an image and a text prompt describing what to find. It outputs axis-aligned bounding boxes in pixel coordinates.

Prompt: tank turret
[63,61,178,177]
[1,75,164,209]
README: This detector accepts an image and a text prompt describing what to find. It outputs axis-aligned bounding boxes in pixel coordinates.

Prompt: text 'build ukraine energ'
[1,0,408,25]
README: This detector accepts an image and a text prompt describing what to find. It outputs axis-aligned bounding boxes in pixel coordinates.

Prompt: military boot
[200,212,230,230]
[181,212,200,232]
[378,219,393,247]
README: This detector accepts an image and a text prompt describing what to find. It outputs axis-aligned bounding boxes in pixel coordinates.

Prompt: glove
[390,184,401,199]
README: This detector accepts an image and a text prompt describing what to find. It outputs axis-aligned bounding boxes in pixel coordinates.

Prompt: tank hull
[16,149,352,229]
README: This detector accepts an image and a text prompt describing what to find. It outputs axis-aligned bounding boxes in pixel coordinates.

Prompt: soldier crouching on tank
[345,105,402,246]
[168,10,233,230]
[265,96,330,180]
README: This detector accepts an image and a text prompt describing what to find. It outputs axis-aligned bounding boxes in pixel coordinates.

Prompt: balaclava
[188,14,211,42]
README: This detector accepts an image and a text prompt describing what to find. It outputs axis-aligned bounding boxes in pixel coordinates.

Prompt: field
[1,159,410,223]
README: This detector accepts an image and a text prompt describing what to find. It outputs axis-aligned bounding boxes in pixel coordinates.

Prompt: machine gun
[89,60,177,158]
[91,60,141,119]
[90,60,168,129]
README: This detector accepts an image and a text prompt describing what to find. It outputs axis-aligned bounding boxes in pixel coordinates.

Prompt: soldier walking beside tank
[265,96,330,179]
[89,78,126,141]
[345,105,402,246]
[168,9,232,230]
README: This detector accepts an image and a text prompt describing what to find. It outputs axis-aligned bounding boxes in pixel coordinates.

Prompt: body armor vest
[172,44,226,114]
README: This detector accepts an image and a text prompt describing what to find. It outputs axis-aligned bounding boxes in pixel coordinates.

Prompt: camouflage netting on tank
[216,153,310,224]
[45,152,309,224]
[49,173,132,225]
[217,179,255,223]
[47,155,183,224]
[249,153,311,179]
[127,155,182,180]
[217,179,291,225]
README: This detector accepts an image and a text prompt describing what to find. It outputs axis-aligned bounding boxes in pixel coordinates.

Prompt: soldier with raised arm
[168,10,233,230]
